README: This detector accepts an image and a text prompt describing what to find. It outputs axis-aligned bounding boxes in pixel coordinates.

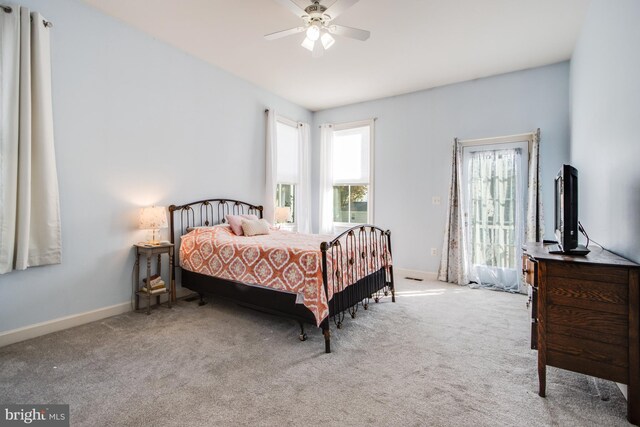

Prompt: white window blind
[332,126,370,184]
[276,121,299,184]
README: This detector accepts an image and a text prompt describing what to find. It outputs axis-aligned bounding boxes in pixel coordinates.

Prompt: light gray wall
[312,62,571,273]
[570,0,640,263]
[0,0,311,333]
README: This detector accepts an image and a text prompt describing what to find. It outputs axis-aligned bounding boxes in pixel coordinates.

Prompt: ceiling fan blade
[312,40,324,58]
[324,0,360,20]
[264,27,305,41]
[272,0,308,18]
[330,25,370,41]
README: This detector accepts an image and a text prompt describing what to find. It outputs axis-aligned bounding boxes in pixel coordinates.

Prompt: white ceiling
[81,0,590,111]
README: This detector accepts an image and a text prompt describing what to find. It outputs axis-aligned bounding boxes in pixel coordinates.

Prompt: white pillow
[241,219,270,237]
[226,214,260,236]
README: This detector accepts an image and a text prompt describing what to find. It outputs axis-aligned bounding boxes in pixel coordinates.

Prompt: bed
[169,198,394,353]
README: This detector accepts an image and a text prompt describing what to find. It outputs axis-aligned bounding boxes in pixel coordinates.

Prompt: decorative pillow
[225,214,259,236]
[241,219,270,237]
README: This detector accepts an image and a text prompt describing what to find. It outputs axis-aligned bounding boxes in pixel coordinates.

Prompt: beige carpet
[0,278,630,426]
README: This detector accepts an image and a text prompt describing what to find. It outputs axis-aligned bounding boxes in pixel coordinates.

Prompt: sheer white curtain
[264,109,278,224]
[0,6,61,274]
[318,124,334,234]
[296,123,311,233]
[465,147,525,292]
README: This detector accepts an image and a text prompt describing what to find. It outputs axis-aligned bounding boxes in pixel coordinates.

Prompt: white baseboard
[394,268,438,281]
[617,383,628,400]
[0,301,131,348]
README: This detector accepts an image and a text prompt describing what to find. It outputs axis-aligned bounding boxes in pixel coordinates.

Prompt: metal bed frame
[169,198,395,353]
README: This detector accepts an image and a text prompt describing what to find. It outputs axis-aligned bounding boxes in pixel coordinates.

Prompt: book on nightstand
[140,280,166,294]
[142,274,163,286]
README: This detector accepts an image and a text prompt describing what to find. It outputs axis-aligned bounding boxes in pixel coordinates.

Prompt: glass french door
[462,142,528,292]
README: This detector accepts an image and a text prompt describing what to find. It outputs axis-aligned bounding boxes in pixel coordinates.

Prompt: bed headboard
[168,198,263,246]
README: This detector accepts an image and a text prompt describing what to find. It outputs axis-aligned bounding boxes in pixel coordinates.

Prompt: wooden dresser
[523,243,639,425]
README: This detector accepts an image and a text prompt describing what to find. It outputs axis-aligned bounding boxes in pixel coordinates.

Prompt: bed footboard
[320,225,395,353]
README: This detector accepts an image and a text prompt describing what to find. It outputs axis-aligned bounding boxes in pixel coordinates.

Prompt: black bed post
[168,205,177,301]
[320,241,331,353]
[385,230,395,303]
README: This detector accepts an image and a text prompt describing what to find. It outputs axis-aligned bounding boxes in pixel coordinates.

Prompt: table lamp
[275,206,291,224]
[139,206,168,245]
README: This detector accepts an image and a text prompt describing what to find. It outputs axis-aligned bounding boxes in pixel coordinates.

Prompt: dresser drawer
[546,277,628,313]
[522,255,539,350]
[530,285,538,350]
[522,256,537,288]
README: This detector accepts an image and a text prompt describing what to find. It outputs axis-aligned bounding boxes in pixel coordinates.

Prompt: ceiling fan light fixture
[321,32,335,50]
[265,0,370,55]
[306,24,320,41]
[301,37,315,51]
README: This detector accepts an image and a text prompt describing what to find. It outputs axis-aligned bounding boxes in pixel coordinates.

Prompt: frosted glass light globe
[306,24,320,41]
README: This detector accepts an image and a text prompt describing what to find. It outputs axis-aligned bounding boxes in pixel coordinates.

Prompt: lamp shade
[275,206,291,224]
[321,32,335,50]
[301,37,315,51]
[139,206,168,230]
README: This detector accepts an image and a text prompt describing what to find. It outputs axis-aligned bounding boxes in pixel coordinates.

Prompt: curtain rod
[30,15,53,28]
[457,129,539,147]
[266,109,379,128]
[1,5,53,27]
[264,109,304,127]
[318,117,377,128]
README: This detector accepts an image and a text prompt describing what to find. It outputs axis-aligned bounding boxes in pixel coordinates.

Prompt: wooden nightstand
[133,243,175,314]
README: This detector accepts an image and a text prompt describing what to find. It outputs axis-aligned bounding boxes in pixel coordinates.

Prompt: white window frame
[331,119,375,229]
[275,115,301,231]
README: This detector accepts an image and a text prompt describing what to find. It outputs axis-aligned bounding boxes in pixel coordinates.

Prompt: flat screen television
[550,164,589,255]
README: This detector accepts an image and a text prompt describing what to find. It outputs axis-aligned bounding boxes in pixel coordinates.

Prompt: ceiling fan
[265,0,370,57]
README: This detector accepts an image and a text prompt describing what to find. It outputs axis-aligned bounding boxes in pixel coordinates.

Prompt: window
[332,122,373,226]
[275,118,300,226]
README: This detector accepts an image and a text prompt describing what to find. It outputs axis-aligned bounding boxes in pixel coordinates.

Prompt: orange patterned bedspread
[179,225,391,325]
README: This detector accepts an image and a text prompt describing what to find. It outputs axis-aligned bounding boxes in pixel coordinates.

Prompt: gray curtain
[437,140,469,285]
[525,129,544,243]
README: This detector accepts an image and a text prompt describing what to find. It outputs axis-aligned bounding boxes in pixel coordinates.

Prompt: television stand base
[547,244,590,256]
